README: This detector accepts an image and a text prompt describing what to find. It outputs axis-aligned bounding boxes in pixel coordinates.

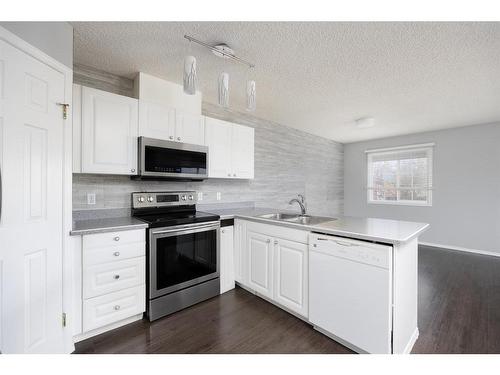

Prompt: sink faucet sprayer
[288,194,307,215]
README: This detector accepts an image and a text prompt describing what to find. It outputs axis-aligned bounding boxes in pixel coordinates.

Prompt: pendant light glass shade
[218,72,229,107]
[246,80,256,111]
[183,55,197,95]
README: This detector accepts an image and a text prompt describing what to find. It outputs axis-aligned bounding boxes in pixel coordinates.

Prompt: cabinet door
[81,87,138,175]
[231,124,254,179]
[247,231,273,299]
[274,239,308,317]
[205,117,232,178]
[138,100,175,141]
[220,226,235,294]
[175,112,205,145]
[234,220,245,284]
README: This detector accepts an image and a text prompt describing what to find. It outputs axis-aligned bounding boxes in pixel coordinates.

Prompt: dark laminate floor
[75,245,500,354]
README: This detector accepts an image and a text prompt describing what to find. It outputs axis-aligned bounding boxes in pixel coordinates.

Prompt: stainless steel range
[132,191,220,321]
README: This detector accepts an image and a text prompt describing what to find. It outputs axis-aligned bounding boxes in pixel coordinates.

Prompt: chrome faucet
[288,194,307,215]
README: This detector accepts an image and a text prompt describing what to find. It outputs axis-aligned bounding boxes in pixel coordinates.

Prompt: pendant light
[218,72,229,107]
[246,67,256,111]
[183,41,197,95]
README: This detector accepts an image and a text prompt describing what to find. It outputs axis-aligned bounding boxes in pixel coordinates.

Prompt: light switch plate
[216,192,221,201]
[87,193,96,205]
[197,192,203,201]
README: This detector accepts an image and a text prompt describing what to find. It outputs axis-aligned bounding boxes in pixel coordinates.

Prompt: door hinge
[56,103,70,120]
[62,312,67,327]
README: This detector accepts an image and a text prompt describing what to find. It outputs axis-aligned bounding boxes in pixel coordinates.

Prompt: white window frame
[366,143,434,207]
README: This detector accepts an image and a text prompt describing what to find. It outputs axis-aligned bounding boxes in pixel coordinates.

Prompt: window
[367,143,433,206]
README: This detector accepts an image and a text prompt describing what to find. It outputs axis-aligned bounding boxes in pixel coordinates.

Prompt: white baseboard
[402,328,419,354]
[420,241,500,258]
[73,314,143,343]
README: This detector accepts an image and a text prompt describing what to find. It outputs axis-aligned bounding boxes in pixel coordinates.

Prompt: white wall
[344,122,500,254]
[0,22,73,68]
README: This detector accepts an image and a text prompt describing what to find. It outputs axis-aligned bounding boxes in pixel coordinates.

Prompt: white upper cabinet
[138,100,175,141]
[231,123,255,179]
[175,112,205,145]
[138,99,205,145]
[205,117,232,178]
[77,85,139,175]
[205,116,255,179]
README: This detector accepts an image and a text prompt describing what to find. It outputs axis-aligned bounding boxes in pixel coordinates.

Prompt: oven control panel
[132,191,197,208]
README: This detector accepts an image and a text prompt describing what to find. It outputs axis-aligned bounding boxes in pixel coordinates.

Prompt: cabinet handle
[266,239,271,243]
[221,229,225,234]
[177,137,181,141]
[113,274,120,280]
[233,173,236,177]
[113,251,120,257]
[169,136,174,140]
[131,168,135,173]
[274,240,278,245]
[114,305,121,311]
[227,173,231,177]
[114,236,120,241]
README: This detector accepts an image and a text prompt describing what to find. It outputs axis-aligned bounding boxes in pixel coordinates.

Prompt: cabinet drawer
[83,285,145,332]
[83,229,145,249]
[83,242,146,266]
[83,257,145,299]
[245,221,309,244]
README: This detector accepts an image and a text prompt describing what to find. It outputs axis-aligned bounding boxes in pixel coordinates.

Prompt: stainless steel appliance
[135,137,208,180]
[132,191,220,321]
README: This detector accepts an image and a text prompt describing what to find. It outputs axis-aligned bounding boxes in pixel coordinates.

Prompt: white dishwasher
[309,233,393,354]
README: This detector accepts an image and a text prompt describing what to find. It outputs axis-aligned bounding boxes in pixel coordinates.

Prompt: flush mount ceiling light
[355,117,375,129]
[183,35,256,110]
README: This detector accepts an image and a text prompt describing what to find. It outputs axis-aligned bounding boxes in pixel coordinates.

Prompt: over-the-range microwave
[134,136,208,181]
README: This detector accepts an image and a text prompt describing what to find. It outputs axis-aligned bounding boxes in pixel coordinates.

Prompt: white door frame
[0,26,74,353]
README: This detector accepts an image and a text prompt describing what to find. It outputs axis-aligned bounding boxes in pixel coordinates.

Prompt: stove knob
[147,196,154,202]
[138,196,145,203]
[181,195,187,201]
[188,194,194,200]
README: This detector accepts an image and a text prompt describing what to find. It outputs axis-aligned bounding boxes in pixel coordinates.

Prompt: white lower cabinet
[75,228,146,340]
[274,239,308,317]
[247,230,274,299]
[238,220,309,318]
[220,226,236,294]
[233,220,246,283]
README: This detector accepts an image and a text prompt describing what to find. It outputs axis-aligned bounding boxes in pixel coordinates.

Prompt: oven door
[138,137,208,180]
[149,221,220,298]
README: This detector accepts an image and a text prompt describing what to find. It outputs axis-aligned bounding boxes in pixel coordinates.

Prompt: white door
[175,112,205,145]
[205,117,232,178]
[138,99,175,141]
[220,226,235,294]
[231,124,254,179]
[274,239,308,317]
[247,231,273,299]
[0,39,66,353]
[81,87,138,175]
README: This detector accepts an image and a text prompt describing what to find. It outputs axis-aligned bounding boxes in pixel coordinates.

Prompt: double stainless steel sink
[258,212,336,226]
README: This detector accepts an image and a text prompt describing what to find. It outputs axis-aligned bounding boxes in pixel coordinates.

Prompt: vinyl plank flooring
[75,245,500,354]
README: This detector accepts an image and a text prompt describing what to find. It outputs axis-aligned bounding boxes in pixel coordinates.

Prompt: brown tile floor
[75,245,500,354]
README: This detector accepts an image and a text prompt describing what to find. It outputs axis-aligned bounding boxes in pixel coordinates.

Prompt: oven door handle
[151,222,220,235]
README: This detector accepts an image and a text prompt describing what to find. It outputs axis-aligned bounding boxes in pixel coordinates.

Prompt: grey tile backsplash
[73,66,344,218]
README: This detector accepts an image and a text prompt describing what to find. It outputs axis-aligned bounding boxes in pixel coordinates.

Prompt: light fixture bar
[184,35,255,68]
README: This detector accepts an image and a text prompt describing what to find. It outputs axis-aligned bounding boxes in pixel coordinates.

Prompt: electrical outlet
[216,192,221,201]
[197,192,203,201]
[87,193,96,205]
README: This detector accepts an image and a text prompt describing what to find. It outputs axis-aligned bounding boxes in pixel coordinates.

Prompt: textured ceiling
[72,22,500,143]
